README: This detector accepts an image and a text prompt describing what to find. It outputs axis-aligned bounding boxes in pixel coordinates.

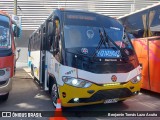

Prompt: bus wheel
[0,93,9,102]
[50,81,58,108]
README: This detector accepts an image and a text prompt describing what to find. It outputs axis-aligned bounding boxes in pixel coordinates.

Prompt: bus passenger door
[40,26,46,86]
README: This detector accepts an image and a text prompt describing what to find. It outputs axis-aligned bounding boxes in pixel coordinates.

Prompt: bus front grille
[68,88,133,103]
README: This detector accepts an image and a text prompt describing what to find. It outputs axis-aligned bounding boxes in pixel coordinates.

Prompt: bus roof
[30,8,116,38]
[59,9,95,14]
[118,2,160,19]
[55,8,113,19]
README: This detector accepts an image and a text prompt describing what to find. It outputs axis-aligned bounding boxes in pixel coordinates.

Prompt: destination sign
[97,49,121,58]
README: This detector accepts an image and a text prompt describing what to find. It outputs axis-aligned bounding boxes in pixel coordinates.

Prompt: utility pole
[14,0,17,15]
[14,0,17,47]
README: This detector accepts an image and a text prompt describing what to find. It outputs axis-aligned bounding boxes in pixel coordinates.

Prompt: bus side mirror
[16,49,21,62]
[48,22,55,36]
[17,49,21,53]
[13,25,20,37]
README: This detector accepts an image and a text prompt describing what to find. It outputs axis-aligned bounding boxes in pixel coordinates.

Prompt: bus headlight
[62,76,92,88]
[130,74,141,84]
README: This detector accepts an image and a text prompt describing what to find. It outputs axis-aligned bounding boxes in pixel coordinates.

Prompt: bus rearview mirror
[17,49,21,53]
[48,22,55,36]
[13,25,20,37]
[16,49,21,62]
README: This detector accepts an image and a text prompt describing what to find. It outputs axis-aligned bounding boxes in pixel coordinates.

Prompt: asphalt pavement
[0,63,53,120]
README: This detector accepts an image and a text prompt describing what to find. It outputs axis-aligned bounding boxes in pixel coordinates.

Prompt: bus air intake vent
[68,88,133,103]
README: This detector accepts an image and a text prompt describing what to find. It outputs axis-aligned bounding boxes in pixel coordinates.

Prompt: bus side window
[48,20,56,53]
[53,19,61,62]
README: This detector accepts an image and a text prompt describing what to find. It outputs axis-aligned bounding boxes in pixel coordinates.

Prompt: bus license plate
[104,99,118,104]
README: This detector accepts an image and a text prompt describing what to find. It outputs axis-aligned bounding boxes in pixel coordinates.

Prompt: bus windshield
[0,15,10,49]
[63,12,133,57]
[64,25,133,56]
[64,25,126,48]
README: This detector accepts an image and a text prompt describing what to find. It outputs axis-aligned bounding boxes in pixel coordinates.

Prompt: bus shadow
[140,89,160,99]
[63,102,129,117]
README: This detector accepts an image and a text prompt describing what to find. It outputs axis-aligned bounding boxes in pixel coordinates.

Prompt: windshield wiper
[92,29,108,59]
[103,28,128,58]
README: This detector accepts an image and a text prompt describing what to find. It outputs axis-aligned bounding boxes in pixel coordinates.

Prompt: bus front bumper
[0,78,12,96]
[59,80,141,107]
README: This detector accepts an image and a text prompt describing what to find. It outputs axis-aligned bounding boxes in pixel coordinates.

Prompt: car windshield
[64,25,132,49]
[0,15,10,49]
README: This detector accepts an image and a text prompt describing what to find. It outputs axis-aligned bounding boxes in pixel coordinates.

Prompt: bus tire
[49,77,59,108]
[0,93,9,102]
